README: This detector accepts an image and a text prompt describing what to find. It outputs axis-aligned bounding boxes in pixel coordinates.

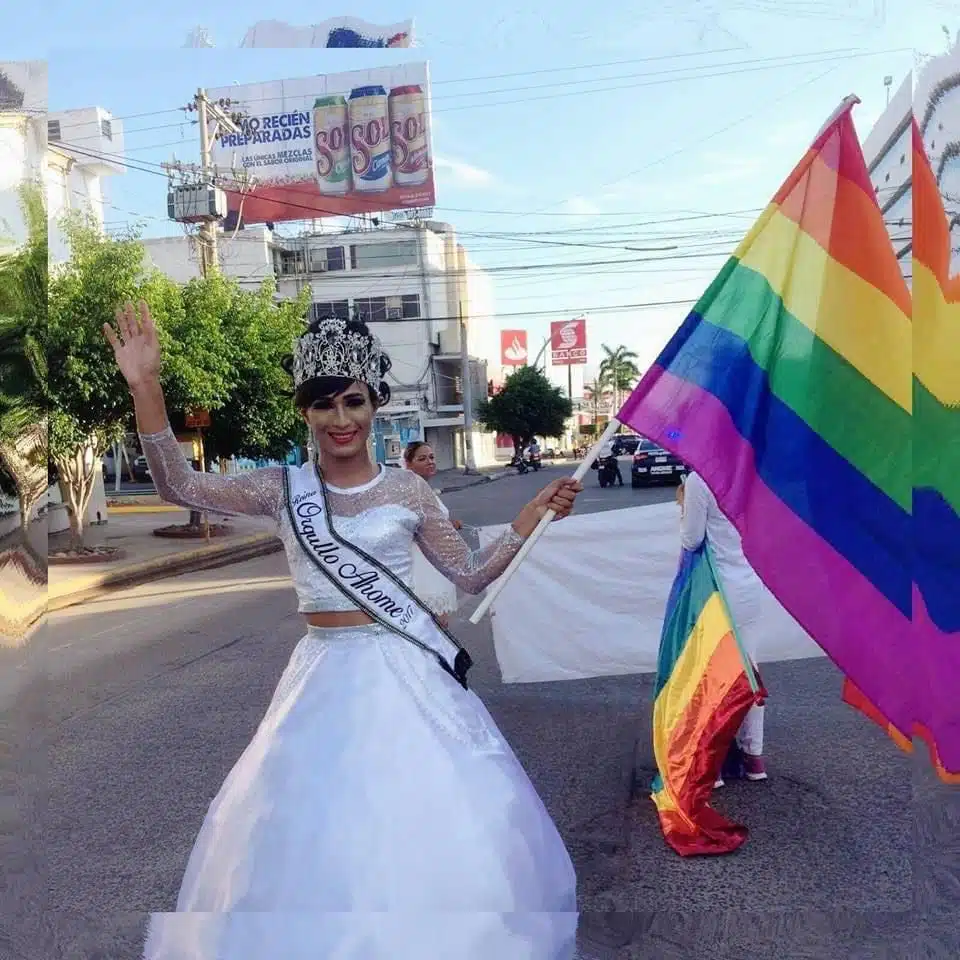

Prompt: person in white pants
[677,471,768,783]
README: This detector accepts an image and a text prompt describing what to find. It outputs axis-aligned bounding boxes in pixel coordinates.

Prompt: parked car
[631,440,686,487]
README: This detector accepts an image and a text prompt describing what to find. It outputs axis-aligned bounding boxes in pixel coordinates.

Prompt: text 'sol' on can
[347,86,392,193]
[388,85,430,186]
[312,96,351,196]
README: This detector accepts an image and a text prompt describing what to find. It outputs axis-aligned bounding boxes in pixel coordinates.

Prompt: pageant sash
[283,463,473,688]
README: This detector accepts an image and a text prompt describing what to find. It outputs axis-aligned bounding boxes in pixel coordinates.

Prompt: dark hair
[281,315,392,409]
[403,440,431,464]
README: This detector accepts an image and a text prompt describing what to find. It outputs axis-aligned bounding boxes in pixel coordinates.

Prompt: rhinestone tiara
[292,317,384,390]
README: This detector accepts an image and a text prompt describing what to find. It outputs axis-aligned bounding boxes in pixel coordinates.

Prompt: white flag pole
[469,416,623,624]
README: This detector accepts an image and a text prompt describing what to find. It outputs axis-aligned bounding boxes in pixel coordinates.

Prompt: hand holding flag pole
[469,418,624,625]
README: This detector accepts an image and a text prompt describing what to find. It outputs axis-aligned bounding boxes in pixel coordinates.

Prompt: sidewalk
[48,509,281,612]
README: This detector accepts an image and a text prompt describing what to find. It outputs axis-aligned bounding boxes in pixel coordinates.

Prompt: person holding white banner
[104,304,582,959]
[678,472,768,782]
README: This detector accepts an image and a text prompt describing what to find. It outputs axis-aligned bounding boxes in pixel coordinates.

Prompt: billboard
[241,18,414,48]
[208,63,435,224]
[550,317,587,365]
[501,330,528,366]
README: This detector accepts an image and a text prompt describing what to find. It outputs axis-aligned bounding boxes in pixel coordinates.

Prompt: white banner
[478,502,823,683]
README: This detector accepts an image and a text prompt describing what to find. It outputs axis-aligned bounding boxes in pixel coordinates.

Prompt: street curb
[47,532,283,613]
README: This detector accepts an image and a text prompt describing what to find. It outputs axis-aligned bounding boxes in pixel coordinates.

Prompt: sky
[9,0,957,380]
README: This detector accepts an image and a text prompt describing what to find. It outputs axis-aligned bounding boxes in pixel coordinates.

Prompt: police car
[631,439,687,487]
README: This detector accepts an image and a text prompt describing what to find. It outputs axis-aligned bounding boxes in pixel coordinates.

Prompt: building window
[101,118,113,140]
[401,294,420,319]
[326,246,345,271]
[354,297,387,323]
[47,119,61,141]
[279,249,307,275]
[350,240,418,270]
[307,245,345,272]
[311,300,350,322]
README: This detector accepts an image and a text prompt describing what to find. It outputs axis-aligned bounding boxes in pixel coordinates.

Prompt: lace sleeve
[411,473,524,594]
[139,425,284,518]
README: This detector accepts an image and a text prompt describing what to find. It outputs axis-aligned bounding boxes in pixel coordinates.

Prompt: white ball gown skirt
[142,624,578,959]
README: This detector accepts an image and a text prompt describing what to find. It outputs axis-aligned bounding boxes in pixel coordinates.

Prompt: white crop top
[138,426,525,613]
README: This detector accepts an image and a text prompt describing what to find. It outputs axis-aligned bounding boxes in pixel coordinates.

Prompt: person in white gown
[103,303,583,960]
[678,471,768,783]
[402,441,460,626]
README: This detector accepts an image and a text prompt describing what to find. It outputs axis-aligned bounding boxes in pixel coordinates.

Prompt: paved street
[2,486,957,959]
[446,459,677,527]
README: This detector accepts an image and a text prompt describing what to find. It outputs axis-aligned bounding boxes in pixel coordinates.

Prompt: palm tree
[598,343,641,412]
[0,184,49,528]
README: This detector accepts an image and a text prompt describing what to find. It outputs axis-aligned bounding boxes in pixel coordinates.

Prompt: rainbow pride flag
[845,120,960,782]
[651,543,766,857]
[616,97,943,771]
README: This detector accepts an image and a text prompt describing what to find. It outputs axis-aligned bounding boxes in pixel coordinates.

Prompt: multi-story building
[45,105,126,263]
[863,41,960,283]
[142,220,501,470]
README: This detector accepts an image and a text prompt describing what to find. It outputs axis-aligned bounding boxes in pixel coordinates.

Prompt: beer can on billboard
[500,330,528,366]
[550,317,587,365]
[313,96,351,195]
[389,86,430,186]
[349,85,393,193]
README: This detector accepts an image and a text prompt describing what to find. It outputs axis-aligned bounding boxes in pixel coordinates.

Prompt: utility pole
[195,88,240,277]
[459,302,478,475]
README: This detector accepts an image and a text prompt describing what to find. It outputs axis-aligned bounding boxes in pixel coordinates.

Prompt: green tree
[475,365,572,456]
[48,214,232,552]
[201,277,310,466]
[598,343,641,412]
[0,183,49,528]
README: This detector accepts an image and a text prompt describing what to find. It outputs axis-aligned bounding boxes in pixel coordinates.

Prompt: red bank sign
[500,329,528,366]
[550,317,587,365]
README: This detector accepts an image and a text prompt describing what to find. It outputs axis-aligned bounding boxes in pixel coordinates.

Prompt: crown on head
[292,317,384,390]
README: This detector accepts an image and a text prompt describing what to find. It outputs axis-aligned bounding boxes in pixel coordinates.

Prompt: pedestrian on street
[104,303,582,959]
[677,472,768,784]
[402,440,460,627]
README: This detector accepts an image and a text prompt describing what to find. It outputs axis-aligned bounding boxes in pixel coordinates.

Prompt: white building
[142,220,502,470]
[45,105,126,263]
[0,61,45,250]
[863,41,960,282]
[0,62,124,534]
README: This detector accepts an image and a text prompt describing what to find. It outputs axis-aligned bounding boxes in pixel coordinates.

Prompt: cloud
[433,155,495,188]
[562,195,602,216]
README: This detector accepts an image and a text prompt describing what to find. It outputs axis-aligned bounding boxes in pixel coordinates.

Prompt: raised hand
[103,300,161,391]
